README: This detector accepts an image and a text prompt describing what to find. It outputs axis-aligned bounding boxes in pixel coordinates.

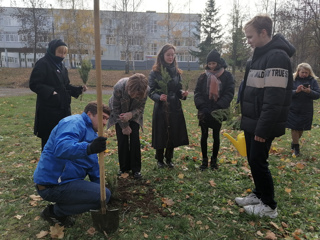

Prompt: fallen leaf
[87,227,96,236]
[256,230,264,237]
[296,163,305,169]
[29,194,42,201]
[270,221,279,230]
[14,215,23,220]
[285,188,291,193]
[144,232,148,238]
[119,172,129,178]
[209,180,216,187]
[162,198,174,206]
[36,230,48,238]
[50,224,64,239]
[178,173,184,179]
[281,222,288,228]
[265,230,277,240]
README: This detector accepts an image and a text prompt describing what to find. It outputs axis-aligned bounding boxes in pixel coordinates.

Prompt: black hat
[206,49,221,64]
[48,39,67,55]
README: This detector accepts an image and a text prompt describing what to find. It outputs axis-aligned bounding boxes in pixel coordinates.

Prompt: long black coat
[148,70,189,149]
[286,76,320,130]
[29,55,83,139]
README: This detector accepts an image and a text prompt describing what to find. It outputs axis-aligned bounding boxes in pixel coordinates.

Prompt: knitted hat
[48,39,67,55]
[206,49,221,64]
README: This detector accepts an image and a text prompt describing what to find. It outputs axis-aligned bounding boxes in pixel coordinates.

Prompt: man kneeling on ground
[33,101,111,227]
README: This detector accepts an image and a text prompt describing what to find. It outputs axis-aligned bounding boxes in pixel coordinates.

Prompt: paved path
[0,88,113,97]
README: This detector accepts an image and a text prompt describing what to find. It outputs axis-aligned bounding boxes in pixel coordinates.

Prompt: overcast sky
[1,0,265,30]
[1,0,262,15]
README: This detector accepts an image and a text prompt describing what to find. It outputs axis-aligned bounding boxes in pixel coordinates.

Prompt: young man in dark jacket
[235,14,295,218]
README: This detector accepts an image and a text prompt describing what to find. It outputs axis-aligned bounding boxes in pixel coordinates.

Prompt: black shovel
[91,0,119,234]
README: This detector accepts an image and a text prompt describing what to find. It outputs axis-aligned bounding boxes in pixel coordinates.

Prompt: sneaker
[157,161,166,169]
[166,161,174,168]
[243,202,278,218]
[133,172,142,180]
[199,164,208,171]
[41,204,75,227]
[235,193,260,206]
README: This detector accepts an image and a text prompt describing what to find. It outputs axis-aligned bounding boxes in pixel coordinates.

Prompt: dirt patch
[107,176,167,218]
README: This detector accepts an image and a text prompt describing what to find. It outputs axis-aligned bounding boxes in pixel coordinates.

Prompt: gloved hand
[122,126,132,135]
[119,112,133,122]
[87,136,107,155]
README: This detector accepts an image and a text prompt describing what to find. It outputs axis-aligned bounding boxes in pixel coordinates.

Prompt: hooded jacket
[286,75,320,130]
[33,112,100,185]
[240,34,296,138]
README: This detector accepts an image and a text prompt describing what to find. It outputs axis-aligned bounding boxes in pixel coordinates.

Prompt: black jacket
[148,70,189,149]
[286,76,320,130]
[240,34,296,138]
[194,70,235,116]
[29,54,83,139]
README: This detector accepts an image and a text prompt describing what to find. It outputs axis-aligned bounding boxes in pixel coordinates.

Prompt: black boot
[166,159,174,168]
[210,156,218,170]
[157,160,166,168]
[199,158,208,171]
[293,144,300,157]
[291,142,294,151]
[156,151,166,168]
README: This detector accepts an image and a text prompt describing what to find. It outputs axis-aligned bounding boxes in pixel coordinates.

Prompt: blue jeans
[36,180,111,217]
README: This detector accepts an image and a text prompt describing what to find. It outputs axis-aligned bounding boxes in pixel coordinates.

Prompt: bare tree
[276,0,320,73]
[55,0,94,68]
[112,0,145,73]
[226,0,250,77]
[12,0,50,65]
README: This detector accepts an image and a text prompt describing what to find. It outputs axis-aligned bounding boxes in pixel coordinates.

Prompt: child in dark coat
[194,50,235,170]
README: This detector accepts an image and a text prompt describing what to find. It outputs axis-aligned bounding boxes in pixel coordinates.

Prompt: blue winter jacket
[33,112,100,185]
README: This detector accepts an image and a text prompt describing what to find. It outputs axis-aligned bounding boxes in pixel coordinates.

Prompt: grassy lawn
[0,92,319,239]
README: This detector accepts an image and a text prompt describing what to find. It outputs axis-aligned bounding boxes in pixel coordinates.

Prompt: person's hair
[125,73,148,99]
[205,63,222,70]
[293,63,318,80]
[55,45,68,55]
[152,43,182,74]
[244,14,273,37]
[84,101,110,115]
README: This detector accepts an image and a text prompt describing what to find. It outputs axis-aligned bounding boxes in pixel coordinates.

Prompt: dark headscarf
[46,39,67,65]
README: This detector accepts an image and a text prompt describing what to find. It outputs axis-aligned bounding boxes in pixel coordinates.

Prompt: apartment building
[0,7,200,70]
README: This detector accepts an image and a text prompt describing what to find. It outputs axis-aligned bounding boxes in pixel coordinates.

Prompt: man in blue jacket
[34,101,111,227]
[235,15,295,218]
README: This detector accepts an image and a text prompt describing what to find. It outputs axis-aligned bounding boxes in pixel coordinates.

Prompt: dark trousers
[41,137,49,151]
[115,121,141,173]
[200,121,222,159]
[155,148,174,162]
[244,131,277,209]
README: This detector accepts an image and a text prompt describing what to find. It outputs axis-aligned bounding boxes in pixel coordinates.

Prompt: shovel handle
[94,0,107,214]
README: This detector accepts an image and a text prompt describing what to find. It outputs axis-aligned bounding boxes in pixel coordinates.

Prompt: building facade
[0,7,200,70]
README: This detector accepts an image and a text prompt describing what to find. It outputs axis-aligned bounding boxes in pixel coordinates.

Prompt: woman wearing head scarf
[29,39,87,150]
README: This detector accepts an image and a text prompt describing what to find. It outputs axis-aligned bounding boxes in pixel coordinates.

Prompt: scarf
[206,68,224,101]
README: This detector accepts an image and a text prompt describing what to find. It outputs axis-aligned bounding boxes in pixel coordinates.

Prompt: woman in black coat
[286,63,320,156]
[194,49,235,170]
[29,39,87,150]
[148,44,189,168]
